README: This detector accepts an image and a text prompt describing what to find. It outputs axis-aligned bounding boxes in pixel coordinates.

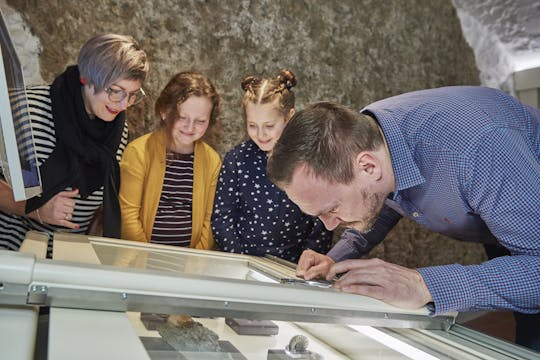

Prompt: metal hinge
[27,284,48,305]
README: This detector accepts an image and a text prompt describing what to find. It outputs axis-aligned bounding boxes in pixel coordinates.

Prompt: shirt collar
[361,107,425,198]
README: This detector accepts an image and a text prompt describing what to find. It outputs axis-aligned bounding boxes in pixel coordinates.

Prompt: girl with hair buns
[119,71,221,250]
[211,69,332,262]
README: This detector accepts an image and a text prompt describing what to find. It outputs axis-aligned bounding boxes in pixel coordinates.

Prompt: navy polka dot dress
[211,140,332,262]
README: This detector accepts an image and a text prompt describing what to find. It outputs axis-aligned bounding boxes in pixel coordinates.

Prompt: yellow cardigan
[119,129,221,250]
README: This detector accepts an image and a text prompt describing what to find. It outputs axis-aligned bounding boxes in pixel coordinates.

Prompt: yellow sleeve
[193,151,221,250]
[119,142,148,242]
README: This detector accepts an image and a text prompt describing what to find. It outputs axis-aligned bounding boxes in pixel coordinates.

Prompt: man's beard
[341,189,387,234]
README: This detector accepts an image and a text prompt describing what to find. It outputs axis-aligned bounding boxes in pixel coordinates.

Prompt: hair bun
[278,69,297,90]
[241,76,260,91]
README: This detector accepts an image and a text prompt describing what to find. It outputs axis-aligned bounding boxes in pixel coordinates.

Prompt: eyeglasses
[104,85,146,105]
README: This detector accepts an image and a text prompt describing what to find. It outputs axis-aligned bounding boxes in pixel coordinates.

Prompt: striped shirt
[150,153,194,247]
[327,86,540,315]
[0,85,128,255]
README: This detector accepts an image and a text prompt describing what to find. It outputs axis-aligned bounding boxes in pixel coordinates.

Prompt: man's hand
[328,258,433,309]
[296,249,335,280]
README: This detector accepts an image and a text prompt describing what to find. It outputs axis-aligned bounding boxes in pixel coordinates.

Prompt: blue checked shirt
[328,86,540,315]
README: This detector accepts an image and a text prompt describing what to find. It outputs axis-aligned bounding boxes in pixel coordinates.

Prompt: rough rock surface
[4,0,485,266]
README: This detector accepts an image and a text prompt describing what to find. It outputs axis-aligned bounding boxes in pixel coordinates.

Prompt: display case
[0,232,538,360]
[0,8,41,201]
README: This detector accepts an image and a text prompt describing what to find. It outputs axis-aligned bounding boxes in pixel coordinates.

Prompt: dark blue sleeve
[211,152,243,253]
[303,218,333,254]
[327,204,402,261]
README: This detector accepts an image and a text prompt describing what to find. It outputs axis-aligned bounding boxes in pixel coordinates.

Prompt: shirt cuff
[327,229,366,262]
[418,264,478,315]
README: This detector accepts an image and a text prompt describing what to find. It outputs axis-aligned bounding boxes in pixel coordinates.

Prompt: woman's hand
[37,189,80,229]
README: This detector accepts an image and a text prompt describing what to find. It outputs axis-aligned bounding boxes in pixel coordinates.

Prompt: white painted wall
[453,0,540,93]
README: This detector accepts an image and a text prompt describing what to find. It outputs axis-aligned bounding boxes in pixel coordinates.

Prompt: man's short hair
[267,102,383,187]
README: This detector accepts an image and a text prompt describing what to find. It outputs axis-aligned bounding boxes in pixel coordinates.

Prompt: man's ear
[355,151,382,180]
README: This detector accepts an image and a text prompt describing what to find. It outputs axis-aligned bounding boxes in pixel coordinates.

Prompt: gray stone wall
[5,0,486,266]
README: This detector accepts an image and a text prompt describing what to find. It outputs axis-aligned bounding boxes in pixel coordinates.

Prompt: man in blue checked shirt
[267,86,540,351]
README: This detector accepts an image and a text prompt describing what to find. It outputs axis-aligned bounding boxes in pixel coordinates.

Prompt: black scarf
[26,65,123,238]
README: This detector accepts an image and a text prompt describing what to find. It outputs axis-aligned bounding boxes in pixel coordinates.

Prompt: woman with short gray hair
[0,33,149,256]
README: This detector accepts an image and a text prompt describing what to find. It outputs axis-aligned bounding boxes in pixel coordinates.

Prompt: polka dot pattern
[211,140,332,262]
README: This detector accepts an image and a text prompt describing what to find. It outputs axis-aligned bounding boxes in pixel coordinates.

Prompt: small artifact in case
[268,335,322,359]
[225,317,279,336]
